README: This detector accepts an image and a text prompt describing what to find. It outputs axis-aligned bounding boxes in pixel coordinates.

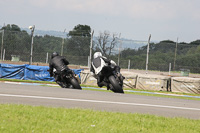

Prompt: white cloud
[18,0,198,21]
[2,0,199,20]
[1,0,200,42]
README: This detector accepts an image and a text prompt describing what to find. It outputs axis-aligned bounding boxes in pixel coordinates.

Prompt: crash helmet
[93,52,102,59]
[51,52,59,59]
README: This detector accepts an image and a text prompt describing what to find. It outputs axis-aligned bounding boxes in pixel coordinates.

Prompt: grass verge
[123,88,200,101]
[0,78,56,84]
[0,104,200,133]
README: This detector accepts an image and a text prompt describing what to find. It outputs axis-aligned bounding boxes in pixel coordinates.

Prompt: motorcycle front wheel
[109,75,124,93]
[70,77,82,90]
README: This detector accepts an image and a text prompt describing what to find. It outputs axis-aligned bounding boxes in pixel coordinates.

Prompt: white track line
[4,81,21,84]
[0,93,200,111]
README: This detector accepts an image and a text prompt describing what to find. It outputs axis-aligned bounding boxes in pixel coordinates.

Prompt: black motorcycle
[100,65,124,93]
[52,68,82,90]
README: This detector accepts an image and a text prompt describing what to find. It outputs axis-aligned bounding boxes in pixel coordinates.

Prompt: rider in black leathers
[90,52,121,88]
[49,52,71,87]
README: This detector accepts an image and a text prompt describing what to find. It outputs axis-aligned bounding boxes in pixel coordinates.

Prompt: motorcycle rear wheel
[108,75,124,93]
[70,77,82,90]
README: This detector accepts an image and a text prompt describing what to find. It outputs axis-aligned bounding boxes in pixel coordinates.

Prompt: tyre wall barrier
[122,72,138,89]
[80,71,170,91]
[171,77,200,94]
[80,71,138,88]
[136,74,170,91]
[80,71,97,86]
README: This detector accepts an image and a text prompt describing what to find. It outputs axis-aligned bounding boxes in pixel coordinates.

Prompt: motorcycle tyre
[70,77,82,90]
[57,81,66,88]
[109,75,124,93]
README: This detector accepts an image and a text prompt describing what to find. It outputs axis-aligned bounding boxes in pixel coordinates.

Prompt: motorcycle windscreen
[92,58,107,75]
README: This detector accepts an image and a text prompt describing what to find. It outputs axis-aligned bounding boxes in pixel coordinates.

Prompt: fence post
[145,34,151,74]
[61,29,66,56]
[0,29,4,60]
[29,25,35,65]
[88,56,90,68]
[128,60,130,71]
[89,30,94,69]
[3,49,5,61]
[118,33,121,66]
[169,63,171,76]
[173,38,178,71]
[46,52,48,63]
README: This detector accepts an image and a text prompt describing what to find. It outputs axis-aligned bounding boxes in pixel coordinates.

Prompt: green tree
[66,24,91,56]
[119,40,200,72]
[190,40,200,45]
[68,24,91,37]
[2,24,21,31]
[1,24,30,61]
[64,24,91,65]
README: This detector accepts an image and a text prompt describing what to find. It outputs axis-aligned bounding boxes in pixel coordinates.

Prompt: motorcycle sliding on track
[52,68,82,90]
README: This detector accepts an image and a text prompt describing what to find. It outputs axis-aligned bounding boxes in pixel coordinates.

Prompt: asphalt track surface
[0,82,200,120]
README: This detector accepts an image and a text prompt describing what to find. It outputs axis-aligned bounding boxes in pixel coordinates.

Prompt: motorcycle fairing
[92,57,107,75]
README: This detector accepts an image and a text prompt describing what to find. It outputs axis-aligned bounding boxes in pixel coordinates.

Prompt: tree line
[0,24,200,73]
[116,40,200,73]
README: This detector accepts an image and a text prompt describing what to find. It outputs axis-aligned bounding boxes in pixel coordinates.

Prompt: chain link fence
[0,31,90,66]
[0,30,200,74]
[108,40,200,74]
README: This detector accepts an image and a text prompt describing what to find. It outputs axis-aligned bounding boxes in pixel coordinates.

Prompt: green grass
[123,88,200,101]
[0,104,199,133]
[0,78,56,84]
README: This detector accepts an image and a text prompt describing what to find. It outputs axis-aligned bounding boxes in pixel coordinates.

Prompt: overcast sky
[0,0,199,42]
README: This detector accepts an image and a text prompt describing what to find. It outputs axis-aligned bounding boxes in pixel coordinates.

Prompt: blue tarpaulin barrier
[25,65,54,81]
[0,64,26,79]
[0,63,83,82]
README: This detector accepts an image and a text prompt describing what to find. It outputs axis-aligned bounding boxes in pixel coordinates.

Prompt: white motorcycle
[92,59,124,93]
